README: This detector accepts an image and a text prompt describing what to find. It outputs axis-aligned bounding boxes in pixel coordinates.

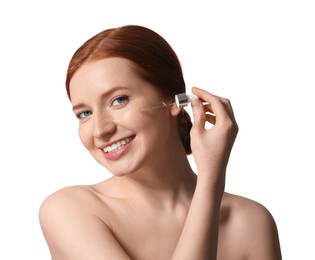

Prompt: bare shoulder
[39,184,131,260]
[220,192,282,260]
[39,185,107,227]
[40,184,103,213]
[221,192,275,222]
[39,185,108,244]
[39,182,121,234]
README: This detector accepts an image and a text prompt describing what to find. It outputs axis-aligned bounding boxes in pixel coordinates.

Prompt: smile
[103,136,134,153]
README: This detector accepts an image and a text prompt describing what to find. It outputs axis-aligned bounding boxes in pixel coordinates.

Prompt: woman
[39,25,282,259]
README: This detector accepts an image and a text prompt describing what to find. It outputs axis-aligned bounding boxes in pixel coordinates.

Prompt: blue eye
[77,110,92,119]
[112,95,129,107]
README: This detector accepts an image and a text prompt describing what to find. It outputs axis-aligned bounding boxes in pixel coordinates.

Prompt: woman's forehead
[69,58,160,102]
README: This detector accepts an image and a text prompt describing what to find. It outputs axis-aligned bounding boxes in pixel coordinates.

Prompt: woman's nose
[92,112,116,139]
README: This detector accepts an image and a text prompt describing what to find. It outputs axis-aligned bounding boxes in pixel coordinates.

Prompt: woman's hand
[190,87,238,191]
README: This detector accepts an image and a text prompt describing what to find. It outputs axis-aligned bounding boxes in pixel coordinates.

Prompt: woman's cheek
[120,108,153,130]
[78,124,92,150]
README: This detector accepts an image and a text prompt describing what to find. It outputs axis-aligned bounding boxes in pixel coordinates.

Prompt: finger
[206,113,216,125]
[203,103,214,114]
[190,97,206,131]
[219,97,236,121]
[192,87,234,125]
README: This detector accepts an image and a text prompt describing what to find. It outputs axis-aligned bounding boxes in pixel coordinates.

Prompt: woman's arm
[172,87,238,260]
[39,187,132,260]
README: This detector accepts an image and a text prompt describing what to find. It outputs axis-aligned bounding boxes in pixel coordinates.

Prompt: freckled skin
[39,58,282,260]
[70,58,178,177]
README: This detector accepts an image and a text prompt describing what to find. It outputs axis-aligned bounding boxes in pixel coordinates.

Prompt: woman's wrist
[195,173,225,201]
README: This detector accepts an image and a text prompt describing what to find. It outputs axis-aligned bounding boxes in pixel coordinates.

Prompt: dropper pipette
[140,101,175,112]
[141,93,198,112]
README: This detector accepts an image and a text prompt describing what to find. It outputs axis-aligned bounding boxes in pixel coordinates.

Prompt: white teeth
[103,137,133,153]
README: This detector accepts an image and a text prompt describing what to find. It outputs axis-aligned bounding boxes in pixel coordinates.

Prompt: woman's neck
[104,148,197,211]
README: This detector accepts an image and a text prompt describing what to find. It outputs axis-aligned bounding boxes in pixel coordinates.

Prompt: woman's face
[69,57,180,176]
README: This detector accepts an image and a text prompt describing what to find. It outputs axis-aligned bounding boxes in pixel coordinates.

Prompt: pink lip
[101,137,134,160]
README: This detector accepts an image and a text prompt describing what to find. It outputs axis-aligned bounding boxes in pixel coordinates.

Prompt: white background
[0,0,314,259]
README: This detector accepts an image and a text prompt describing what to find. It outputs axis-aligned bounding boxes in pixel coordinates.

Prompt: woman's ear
[170,104,182,117]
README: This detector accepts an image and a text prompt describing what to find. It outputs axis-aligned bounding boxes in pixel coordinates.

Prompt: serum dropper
[141,93,199,112]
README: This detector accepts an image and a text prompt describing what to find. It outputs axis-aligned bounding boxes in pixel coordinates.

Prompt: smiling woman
[39,25,282,260]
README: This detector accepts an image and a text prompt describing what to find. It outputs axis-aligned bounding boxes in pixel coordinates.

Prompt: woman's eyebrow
[72,86,129,111]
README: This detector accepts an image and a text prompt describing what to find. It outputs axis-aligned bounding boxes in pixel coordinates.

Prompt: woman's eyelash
[74,95,129,119]
[111,95,129,106]
[76,110,92,119]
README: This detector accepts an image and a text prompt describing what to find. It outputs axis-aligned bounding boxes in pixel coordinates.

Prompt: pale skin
[39,58,282,259]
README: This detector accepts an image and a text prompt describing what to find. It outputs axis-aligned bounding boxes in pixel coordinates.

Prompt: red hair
[65,25,192,154]
[66,25,185,100]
